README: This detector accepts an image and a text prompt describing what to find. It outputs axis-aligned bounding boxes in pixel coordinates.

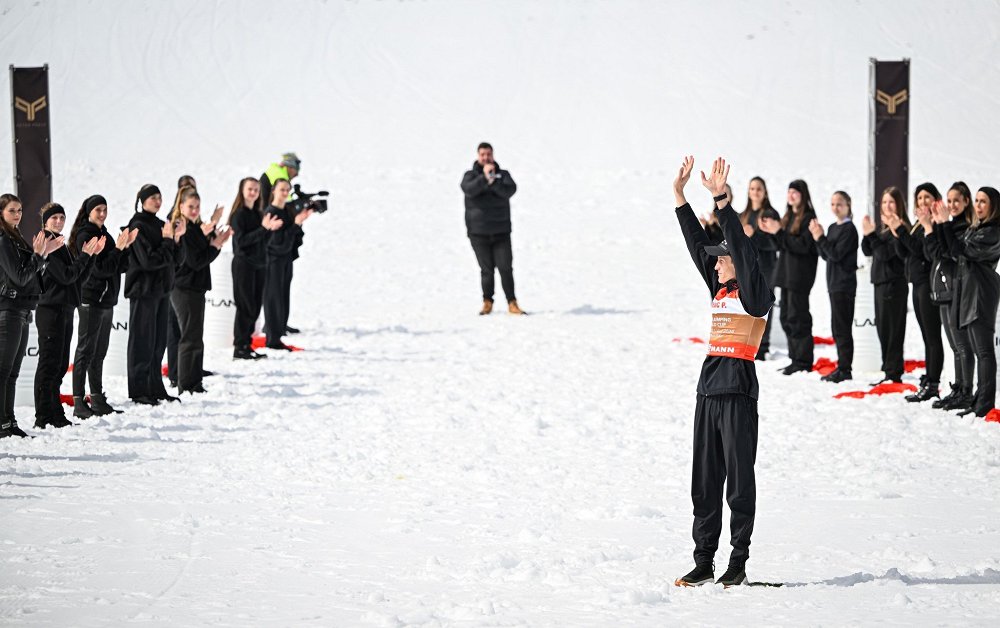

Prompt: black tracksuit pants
[33,305,73,421]
[166,301,180,383]
[469,233,516,303]
[171,289,206,391]
[874,279,908,381]
[940,304,974,389]
[73,305,114,397]
[755,259,777,360]
[912,282,944,384]
[127,295,170,400]
[691,393,758,567]
[264,257,293,346]
[966,319,996,415]
[778,289,813,368]
[0,309,31,423]
[233,257,265,348]
[829,291,855,372]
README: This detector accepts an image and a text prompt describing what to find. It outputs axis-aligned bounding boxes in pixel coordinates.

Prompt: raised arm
[673,156,714,293]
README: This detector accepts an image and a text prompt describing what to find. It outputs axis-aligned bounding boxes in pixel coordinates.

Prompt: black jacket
[895,224,932,285]
[677,201,774,399]
[125,211,179,299]
[939,221,1000,328]
[38,230,92,308]
[265,205,303,262]
[815,220,858,294]
[0,230,44,311]
[861,228,906,285]
[924,220,968,303]
[74,222,129,307]
[174,223,220,293]
[772,211,819,293]
[461,161,517,235]
[742,207,780,286]
[231,205,269,269]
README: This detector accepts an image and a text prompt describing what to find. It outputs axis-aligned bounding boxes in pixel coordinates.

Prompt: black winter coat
[772,211,818,293]
[174,223,220,293]
[125,211,179,299]
[939,221,1000,329]
[74,222,129,307]
[38,230,92,308]
[815,220,859,294]
[461,161,517,235]
[924,220,968,304]
[677,201,775,400]
[861,229,906,285]
[230,205,269,269]
[895,224,932,285]
[265,205,303,262]
[742,207,781,286]
[0,230,44,311]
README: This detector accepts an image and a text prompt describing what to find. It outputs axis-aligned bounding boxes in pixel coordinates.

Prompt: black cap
[704,239,730,257]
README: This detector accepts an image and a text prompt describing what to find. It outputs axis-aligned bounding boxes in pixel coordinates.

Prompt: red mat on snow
[251,334,303,352]
[834,381,918,399]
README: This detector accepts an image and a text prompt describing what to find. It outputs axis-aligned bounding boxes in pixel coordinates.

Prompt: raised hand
[94,235,108,254]
[81,237,99,255]
[673,156,695,196]
[162,220,174,239]
[700,157,731,197]
[44,235,65,255]
[294,208,314,226]
[807,218,824,241]
[116,230,130,250]
[211,227,233,249]
[743,224,755,238]
[127,228,139,247]
[210,204,224,225]
[862,215,876,235]
[32,231,47,255]
[882,210,901,236]
[262,214,283,231]
[201,221,216,235]
[758,216,781,234]
[173,218,187,240]
[931,199,948,223]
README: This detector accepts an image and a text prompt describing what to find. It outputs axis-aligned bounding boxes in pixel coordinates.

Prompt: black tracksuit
[939,220,1000,415]
[231,205,268,349]
[462,161,518,303]
[125,211,179,400]
[815,220,859,372]
[172,224,219,391]
[897,224,944,384]
[925,220,973,390]
[73,222,129,398]
[263,204,302,346]
[34,232,93,422]
[742,208,780,359]
[676,201,774,568]
[862,228,908,381]
[0,231,44,430]
[773,212,818,369]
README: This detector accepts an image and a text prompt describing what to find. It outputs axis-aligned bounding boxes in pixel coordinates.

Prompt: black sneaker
[250,350,268,360]
[34,416,73,429]
[822,369,852,383]
[781,364,810,376]
[202,369,215,378]
[1,420,30,438]
[131,396,160,406]
[266,342,294,352]
[179,384,208,394]
[674,562,714,587]
[716,563,747,587]
[158,393,181,403]
[90,393,123,415]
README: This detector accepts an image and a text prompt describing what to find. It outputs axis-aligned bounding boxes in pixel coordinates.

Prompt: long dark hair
[269,178,291,205]
[0,193,29,249]
[949,181,975,224]
[228,177,263,226]
[973,186,1000,229]
[135,183,159,212]
[740,176,776,226]
[782,180,814,235]
[68,195,103,253]
[880,186,910,232]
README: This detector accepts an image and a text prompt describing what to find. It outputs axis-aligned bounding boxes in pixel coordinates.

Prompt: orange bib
[708,287,767,361]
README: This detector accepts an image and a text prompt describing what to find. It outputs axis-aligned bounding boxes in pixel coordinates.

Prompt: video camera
[289,184,330,214]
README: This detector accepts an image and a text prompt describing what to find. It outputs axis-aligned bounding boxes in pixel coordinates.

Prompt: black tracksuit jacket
[772,212,819,293]
[174,225,220,293]
[461,161,517,236]
[38,231,92,308]
[125,211,178,299]
[895,224,932,286]
[815,220,859,294]
[74,222,129,307]
[861,228,906,284]
[231,206,269,269]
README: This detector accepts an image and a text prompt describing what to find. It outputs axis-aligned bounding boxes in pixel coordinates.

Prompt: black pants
[874,279,908,381]
[33,305,73,421]
[691,393,758,567]
[233,257,265,348]
[171,288,206,391]
[829,291,855,372]
[469,233,516,303]
[912,282,944,383]
[166,301,180,382]
[73,305,114,397]
[756,257,777,359]
[779,288,813,368]
[966,319,996,414]
[127,295,170,399]
[0,309,31,422]
[264,257,293,345]
[940,303,974,389]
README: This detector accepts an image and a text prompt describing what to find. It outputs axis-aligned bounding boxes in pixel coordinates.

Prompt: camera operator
[259,153,301,219]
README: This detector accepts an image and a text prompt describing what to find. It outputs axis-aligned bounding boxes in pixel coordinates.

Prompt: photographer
[259,153,301,222]
[461,142,524,315]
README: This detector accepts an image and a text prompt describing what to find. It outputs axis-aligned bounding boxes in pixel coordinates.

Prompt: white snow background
[2,0,1000,625]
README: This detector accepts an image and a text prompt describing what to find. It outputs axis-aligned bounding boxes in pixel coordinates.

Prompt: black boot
[716,563,747,587]
[947,386,974,412]
[73,396,94,419]
[906,378,938,402]
[932,383,960,409]
[90,393,123,416]
[34,416,73,429]
[0,419,29,438]
[674,562,715,587]
[234,345,263,360]
[821,368,852,383]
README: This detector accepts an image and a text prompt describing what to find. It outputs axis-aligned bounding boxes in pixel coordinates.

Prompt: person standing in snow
[262,179,313,350]
[461,142,524,315]
[672,157,773,588]
[738,177,781,360]
[807,191,858,383]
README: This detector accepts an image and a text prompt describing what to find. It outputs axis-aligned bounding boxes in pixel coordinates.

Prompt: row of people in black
[704,177,1000,418]
[0,163,313,438]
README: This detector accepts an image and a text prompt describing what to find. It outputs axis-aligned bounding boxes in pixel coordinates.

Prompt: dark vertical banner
[10,64,52,236]
[868,59,910,223]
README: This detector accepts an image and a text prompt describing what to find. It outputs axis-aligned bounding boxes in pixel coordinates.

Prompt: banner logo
[14,95,47,121]
[875,89,908,115]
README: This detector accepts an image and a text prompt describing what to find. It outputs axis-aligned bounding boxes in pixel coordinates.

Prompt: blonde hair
[169,185,201,224]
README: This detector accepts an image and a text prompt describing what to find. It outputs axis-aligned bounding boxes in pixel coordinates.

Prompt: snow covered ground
[3,0,1000,625]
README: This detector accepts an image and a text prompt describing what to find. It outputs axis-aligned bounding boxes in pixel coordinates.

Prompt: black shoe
[180,384,208,394]
[906,379,939,402]
[131,396,160,406]
[266,342,294,352]
[716,563,747,587]
[73,395,95,419]
[933,383,960,409]
[250,350,267,360]
[34,416,73,429]
[285,325,300,334]
[158,393,181,403]
[90,393,123,415]
[942,386,973,410]
[202,369,215,377]
[169,379,178,388]
[781,364,810,376]
[822,369,852,383]
[870,376,902,386]
[674,562,715,587]
[957,407,977,417]
[0,420,29,438]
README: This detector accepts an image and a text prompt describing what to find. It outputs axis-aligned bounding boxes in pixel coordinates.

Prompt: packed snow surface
[2,0,1000,625]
